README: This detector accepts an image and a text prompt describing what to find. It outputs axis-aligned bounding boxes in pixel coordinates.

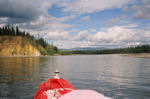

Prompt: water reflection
[0,57,44,99]
[0,57,40,83]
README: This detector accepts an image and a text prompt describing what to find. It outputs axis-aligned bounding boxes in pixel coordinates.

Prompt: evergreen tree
[0,28,2,35]
[16,26,19,36]
[11,27,15,36]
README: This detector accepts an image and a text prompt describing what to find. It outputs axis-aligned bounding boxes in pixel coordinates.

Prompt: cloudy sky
[0,0,150,49]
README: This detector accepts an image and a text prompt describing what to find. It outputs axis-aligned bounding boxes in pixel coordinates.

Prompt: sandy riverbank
[121,53,150,58]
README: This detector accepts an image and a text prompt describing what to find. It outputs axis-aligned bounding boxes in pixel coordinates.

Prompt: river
[0,55,150,99]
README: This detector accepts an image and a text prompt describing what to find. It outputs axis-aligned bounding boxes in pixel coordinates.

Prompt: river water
[0,55,150,99]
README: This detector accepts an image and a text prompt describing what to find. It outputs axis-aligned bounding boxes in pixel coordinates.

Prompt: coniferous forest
[0,25,58,55]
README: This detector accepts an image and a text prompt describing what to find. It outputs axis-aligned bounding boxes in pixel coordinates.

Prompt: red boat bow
[34,78,76,99]
[34,70,111,99]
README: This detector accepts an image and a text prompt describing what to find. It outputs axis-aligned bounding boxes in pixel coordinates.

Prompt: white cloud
[74,30,92,41]
[58,15,77,22]
[80,16,90,21]
[122,23,138,28]
[108,15,127,25]
[49,24,150,49]
[132,0,150,19]
[54,40,95,49]
[44,31,71,40]
[94,26,135,42]
[57,0,131,14]
[90,28,97,32]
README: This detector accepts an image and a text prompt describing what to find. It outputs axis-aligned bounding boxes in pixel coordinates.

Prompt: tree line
[62,45,150,55]
[0,25,58,55]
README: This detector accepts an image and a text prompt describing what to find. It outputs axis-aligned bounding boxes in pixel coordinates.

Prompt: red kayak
[34,70,111,99]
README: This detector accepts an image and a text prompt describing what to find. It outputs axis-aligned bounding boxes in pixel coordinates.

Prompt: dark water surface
[0,55,150,99]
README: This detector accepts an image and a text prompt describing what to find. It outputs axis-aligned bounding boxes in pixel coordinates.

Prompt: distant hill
[61,47,108,51]
[61,45,150,55]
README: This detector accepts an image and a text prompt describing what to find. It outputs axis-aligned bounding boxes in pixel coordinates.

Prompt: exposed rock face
[0,36,41,56]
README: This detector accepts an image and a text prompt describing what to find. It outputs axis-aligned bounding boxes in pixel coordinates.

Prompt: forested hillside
[0,25,58,56]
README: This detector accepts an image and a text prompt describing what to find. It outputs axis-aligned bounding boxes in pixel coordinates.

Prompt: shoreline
[121,53,150,58]
[1,53,150,58]
[0,54,61,57]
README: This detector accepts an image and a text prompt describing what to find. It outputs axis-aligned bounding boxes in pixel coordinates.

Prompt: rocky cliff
[0,36,41,56]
